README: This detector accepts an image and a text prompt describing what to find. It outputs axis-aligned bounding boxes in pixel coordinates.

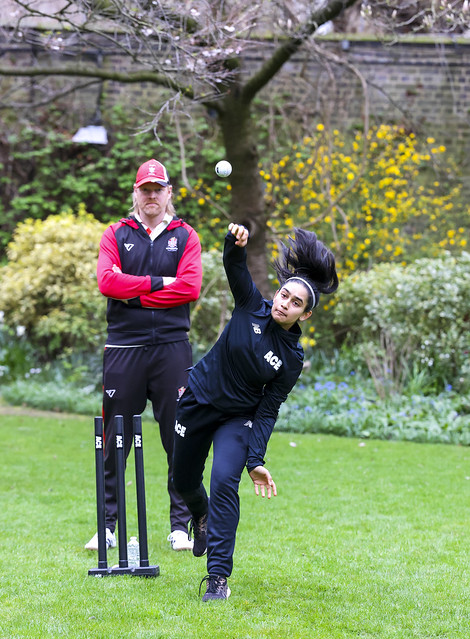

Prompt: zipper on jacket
[149,239,158,343]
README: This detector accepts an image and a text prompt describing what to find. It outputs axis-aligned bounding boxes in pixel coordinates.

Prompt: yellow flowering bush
[0,206,107,358]
[255,125,469,356]
[172,125,469,357]
[173,125,468,286]
[262,124,467,279]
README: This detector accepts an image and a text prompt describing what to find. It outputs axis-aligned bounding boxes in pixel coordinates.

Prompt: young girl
[173,223,338,600]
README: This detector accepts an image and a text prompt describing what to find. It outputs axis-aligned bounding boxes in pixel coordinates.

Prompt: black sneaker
[200,574,231,601]
[189,513,208,557]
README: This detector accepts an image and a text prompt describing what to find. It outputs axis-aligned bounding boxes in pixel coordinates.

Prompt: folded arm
[97,225,202,307]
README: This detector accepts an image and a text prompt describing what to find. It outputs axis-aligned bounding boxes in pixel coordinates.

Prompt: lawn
[1,408,469,638]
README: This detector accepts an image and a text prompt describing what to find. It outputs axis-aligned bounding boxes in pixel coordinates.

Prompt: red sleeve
[97,224,152,299]
[139,226,202,308]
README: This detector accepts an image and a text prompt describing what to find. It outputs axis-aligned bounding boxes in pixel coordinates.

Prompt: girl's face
[271,282,312,330]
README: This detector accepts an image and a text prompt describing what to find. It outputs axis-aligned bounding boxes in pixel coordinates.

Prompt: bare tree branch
[0,64,197,98]
[241,0,359,103]
[0,78,100,109]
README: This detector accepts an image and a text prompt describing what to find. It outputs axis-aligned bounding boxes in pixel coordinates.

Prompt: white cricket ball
[215,160,232,177]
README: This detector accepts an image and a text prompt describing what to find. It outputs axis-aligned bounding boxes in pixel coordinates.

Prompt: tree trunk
[218,90,271,297]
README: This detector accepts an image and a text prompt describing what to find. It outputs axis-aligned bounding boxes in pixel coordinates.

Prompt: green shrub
[332,252,470,391]
[3,356,470,448]
[0,107,227,258]
[0,379,101,414]
[0,205,233,363]
[0,206,107,359]
[276,375,470,445]
[190,248,233,357]
[0,319,37,381]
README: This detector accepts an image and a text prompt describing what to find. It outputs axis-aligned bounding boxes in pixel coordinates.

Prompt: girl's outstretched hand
[248,465,277,499]
[228,223,249,247]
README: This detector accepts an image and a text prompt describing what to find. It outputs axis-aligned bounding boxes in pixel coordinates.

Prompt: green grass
[1,409,470,638]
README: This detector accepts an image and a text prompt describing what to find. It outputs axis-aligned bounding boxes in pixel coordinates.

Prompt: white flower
[16,325,26,337]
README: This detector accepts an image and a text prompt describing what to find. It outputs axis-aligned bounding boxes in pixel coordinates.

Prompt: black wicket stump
[133,415,151,568]
[88,415,159,577]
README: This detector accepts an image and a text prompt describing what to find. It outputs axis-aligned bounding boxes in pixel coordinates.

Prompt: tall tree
[0,0,359,292]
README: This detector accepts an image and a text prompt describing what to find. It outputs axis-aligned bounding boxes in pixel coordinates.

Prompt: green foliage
[332,252,470,391]
[0,321,37,381]
[1,111,151,255]
[189,248,233,357]
[1,379,101,414]
[0,206,107,359]
[0,106,228,258]
[4,116,467,278]
[2,349,470,449]
[3,113,470,393]
[276,374,470,445]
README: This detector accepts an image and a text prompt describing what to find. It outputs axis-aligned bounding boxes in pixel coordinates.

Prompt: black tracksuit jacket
[188,232,304,471]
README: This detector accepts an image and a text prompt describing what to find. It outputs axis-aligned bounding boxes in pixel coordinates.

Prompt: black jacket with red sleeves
[97,215,202,346]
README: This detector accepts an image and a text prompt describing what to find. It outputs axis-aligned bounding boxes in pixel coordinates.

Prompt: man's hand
[248,465,277,499]
[228,223,249,247]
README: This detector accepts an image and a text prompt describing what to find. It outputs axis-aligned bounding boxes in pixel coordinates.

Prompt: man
[85,159,202,552]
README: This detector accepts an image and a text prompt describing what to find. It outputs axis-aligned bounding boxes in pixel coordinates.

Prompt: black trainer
[199,574,231,601]
[189,513,208,557]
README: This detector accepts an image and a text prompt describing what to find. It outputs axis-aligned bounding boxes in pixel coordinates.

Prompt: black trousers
[173,385,252,577]
[102,341,192,533]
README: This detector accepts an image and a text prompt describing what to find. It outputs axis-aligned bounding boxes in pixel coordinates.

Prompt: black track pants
[102,341,192,533]
[173,385,252,577]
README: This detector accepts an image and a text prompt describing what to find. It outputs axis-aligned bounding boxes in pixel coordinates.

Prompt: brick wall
[261,39,470,157]
[2,36,470,158]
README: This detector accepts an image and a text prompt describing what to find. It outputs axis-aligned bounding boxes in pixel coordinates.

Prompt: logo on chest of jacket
[124,243,134,252]
[252,323,262,335]
[166,236,178,251]
[264,350,283,371]
[105,389,116,398]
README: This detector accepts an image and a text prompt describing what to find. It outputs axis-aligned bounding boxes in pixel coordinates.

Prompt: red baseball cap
[134,159,171,188]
